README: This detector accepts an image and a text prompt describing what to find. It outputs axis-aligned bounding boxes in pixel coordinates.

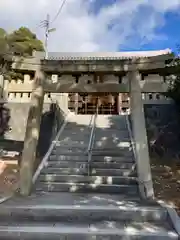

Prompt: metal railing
[125,114,137,163]
[87,110,97,176]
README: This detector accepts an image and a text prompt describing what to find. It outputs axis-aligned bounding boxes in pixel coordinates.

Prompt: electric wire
[51,0,67,24]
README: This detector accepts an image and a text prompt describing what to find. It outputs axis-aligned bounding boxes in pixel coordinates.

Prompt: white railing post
[87,114,97,176]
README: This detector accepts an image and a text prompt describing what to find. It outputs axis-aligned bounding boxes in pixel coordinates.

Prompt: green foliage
[0,28,8,56]
[166,54,180,109]
[7,27,44,56]
[168,75,180,107]
[0,27,44,79]
[0,28,6,37]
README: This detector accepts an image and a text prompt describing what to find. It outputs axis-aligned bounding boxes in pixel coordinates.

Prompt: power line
[51,0,67,24]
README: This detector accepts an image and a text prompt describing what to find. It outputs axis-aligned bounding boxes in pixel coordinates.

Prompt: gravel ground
[151,157,180,215]
[0,156,19,199]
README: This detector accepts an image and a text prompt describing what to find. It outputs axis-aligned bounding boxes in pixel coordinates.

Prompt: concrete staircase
[0,114,179,239]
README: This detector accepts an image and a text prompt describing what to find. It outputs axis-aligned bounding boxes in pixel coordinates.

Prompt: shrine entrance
[68,93,119,115]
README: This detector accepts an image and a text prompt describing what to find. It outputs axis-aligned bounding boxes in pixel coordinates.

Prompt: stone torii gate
[10,49,172,196]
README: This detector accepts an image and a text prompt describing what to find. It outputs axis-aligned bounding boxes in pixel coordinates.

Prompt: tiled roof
[34,49,172,61]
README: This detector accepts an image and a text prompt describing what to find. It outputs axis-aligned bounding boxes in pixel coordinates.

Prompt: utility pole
[40,14,56,60]
[45,14,50,60]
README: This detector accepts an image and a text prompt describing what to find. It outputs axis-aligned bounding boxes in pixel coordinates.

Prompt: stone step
[91,156,134,163]
[52,147,87,155]
[94,136,130,142]
[52,150,87,156]
[54,145,87,150]
[92,147,132,151]
[95,125,129,133]
[63,125,91,129]
[49,155,88,161]
[94,128,130,135]
[0,199,167,223]
[59,130,91,135]
[57,136,90,142]
[0,192,141,205]
[0,221,177,239]
[41,167,136,176]
[58,135,90,141]
[91,150,133,157]
[65,125,91,129]
[57,136,90,141]
[67,116,93,125]
[93,141,131,149]
[64,121,92,127]
[105,125,128,130]
[94,134,130,140]
[38,174,138,185]
[94,128,129,134]
[49,155,134,162]
[55,140,89,147]
[46,161,134,169]
[35,182,138,194]
[59,132,91,137]
[52,147,133,156]
[55,143,89,148]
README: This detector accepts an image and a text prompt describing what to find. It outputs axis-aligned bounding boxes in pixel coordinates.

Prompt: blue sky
[157,12,180,52]
[0,0,180,52]
[138,11,180,52]
[90,0,180,52]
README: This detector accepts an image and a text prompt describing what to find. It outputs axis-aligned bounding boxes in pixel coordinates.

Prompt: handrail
[87,115,95,153]
[125,114,137,161]
[87,113,97,175]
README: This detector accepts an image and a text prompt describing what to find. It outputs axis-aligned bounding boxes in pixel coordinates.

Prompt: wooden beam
[20,66,45,196]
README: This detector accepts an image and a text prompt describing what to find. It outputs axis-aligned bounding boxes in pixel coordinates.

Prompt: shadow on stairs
[0,114,179,239]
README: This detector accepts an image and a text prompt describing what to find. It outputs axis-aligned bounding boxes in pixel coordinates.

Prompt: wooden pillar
[75,93,78,114]
[20,67,45,196]
[117,93,122,115]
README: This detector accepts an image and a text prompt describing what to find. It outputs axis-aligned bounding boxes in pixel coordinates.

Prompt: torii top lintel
[12,49,173,73]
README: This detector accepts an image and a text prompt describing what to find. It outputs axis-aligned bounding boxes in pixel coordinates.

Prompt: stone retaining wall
[144,104,180,157]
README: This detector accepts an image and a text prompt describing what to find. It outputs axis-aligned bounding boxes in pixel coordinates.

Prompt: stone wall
[144,104,180,158]
[128,102,180,159]
[0,76,69,158]
[3,103,50,141]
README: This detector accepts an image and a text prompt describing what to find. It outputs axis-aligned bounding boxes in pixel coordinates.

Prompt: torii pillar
[20,67,45,196]
[129,69,154,199]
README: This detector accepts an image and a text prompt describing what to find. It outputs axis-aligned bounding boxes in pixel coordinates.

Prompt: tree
[0,28,8,54]
[0,28,9,74]
[0,27,44,78]
[7,27,44,56]
[166,55,180,108]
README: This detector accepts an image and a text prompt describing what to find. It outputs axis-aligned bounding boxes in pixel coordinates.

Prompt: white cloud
[0,0,180,52]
